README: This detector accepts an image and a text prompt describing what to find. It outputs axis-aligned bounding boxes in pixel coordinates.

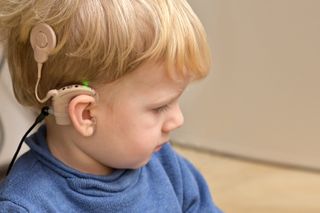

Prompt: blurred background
[0,44,34,174]
[1,0,320,212]
[171,0,320,212]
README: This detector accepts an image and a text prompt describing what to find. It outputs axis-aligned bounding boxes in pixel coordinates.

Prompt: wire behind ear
[30,23,57,64]
[30,23,58,103]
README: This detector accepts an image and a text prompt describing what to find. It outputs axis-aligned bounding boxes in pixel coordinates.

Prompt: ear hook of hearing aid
[30,23,58,103]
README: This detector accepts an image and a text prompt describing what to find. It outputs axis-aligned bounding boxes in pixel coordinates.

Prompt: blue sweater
[0,126,222,212]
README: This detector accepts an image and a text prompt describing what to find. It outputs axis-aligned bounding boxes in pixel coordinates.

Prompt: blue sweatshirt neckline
[25,125,141,195]
[1,124,222,212]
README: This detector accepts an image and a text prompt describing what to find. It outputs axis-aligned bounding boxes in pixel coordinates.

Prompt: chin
[112,153,154,170]
[129,157,153,169]
[130,162,148,169]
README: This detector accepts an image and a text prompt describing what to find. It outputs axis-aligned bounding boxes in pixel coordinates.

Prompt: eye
[154,104,170,113]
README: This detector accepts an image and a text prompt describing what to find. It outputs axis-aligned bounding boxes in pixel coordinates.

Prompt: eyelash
[154,104,170,113]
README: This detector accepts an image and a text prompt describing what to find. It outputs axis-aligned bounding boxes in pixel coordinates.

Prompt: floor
[174,144,320,213]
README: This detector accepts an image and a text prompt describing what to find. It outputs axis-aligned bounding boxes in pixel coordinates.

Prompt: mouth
[154,141,168,152]
[154,145,162,152]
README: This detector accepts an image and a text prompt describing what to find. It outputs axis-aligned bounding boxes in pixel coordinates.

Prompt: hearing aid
[52,85,96,125]
[30,23,96,125]
[6,23,98,176]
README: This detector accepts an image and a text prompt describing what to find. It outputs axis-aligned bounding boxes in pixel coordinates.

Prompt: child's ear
[68,95,96,137]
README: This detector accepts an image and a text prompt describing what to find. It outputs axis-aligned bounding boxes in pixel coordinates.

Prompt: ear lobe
[68,95,96,137]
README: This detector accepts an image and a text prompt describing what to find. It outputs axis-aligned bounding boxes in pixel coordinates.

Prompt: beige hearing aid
[30,23,96,125]
[52,85,96,125]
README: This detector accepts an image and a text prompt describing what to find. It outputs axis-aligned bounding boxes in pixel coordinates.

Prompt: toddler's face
[86,62,189,170]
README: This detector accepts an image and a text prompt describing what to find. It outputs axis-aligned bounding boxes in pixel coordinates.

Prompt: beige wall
[172,0,320,170]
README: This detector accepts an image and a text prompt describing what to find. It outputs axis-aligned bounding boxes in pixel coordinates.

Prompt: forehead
[96,61,190,104]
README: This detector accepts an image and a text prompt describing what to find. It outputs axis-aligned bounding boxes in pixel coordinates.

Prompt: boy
[0,0,222,212]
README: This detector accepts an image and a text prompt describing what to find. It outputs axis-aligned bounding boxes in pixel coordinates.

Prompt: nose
[162,104,184,133]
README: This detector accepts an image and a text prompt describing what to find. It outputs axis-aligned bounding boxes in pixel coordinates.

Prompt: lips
[154,145,162,152]
[154,141,168,152]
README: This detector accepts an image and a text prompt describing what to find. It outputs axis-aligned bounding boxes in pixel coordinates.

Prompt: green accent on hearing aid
[82,80,90,88]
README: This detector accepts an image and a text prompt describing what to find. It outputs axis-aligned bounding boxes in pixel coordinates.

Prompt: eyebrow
[151,89,184,106]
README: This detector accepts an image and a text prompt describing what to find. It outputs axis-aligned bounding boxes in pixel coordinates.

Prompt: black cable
[5,106,50,176]
[0,51,4,74]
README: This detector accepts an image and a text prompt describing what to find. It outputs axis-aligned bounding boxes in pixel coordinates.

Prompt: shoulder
[152,143,203,180]
[0,151,56,210]
[149,143,204,196]
[151,143,184,179]
[152,143,206,186]
[150,143,223,213]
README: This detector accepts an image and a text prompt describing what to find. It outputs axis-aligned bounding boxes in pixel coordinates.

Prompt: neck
[45,117,113,176]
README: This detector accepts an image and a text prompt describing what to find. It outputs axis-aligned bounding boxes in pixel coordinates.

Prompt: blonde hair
[0,0,211,109]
